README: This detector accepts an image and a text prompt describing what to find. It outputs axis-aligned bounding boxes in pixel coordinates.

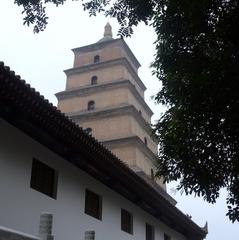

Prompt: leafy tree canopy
[15,0,239,222]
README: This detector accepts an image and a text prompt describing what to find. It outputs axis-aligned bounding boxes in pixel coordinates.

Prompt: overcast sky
[0,1,238,239]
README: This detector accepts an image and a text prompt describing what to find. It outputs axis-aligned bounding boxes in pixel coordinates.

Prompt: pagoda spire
[104,22,112,38]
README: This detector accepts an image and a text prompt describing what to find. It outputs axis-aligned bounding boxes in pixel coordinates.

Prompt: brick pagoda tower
[56,23,165,189]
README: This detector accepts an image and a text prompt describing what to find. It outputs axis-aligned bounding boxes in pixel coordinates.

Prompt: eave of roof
[102,135,157,162]
[0,62,207,240]
[56,79,153,117]
[64,57,147,91]
[64,104,157,143]
[72,38,141,69]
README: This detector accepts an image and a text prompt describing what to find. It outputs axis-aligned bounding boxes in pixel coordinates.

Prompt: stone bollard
[39,213,54,240]
[85,230,95,240]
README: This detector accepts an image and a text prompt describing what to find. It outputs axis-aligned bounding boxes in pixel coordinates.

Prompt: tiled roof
[0,62,207,240]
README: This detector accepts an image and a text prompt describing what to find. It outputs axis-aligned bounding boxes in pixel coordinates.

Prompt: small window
[139,110,142,115]
[91,76,98,85]
[121,208,133,234]
[146,223,154,240]
[94,55,100,63]
[150,168,155,181]
[144,137,148,146]
[85,189,102,220]
[30,159,58,199]
[88,101,95,111]
[84,128,92,135]
[164,234,171,240]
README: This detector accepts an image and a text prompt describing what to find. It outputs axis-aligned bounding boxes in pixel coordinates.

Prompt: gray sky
[0,1,238,239]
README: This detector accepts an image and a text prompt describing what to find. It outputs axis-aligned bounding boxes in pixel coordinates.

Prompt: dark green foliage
[15,0,154,34]
[14,0,66,32]
[14,0,239,222]
[83,0,155,36]
[152,0,239,223]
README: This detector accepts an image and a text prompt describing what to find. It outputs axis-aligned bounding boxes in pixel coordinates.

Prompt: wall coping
[0,226,39,240]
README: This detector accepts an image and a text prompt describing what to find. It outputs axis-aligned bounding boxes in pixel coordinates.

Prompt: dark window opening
[150,168,155,181]
[85,189,102,220]
[30,159,58,199]
[121,208,133,234]
[84,128,92,135]
[94,55,100,63]
[164,234,171,240]
[91,76,98,85]
[88,101,95,111]
[144,137,148,146]
[139,110,142,115]
[146,223,154,240]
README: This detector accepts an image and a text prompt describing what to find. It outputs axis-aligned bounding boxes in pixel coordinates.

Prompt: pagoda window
[151,168,155,181]
[88,101,95,111]
[144,137,148,146]
[91,76,98,85]
[94,55,100,63]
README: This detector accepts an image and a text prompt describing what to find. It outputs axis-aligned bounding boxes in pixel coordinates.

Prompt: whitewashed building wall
[0,119,186,240]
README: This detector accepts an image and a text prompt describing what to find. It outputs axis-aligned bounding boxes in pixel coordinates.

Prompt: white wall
[0,119,186,240]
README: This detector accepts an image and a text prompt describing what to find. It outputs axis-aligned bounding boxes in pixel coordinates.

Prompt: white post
[85,230,95,240]
[39,213,54,240]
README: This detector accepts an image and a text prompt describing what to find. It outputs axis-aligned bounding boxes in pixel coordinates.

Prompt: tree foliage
[152,0,239,223]
[14,0,239,222]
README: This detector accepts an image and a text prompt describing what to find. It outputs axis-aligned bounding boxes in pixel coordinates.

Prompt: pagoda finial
[104,22,112,38]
